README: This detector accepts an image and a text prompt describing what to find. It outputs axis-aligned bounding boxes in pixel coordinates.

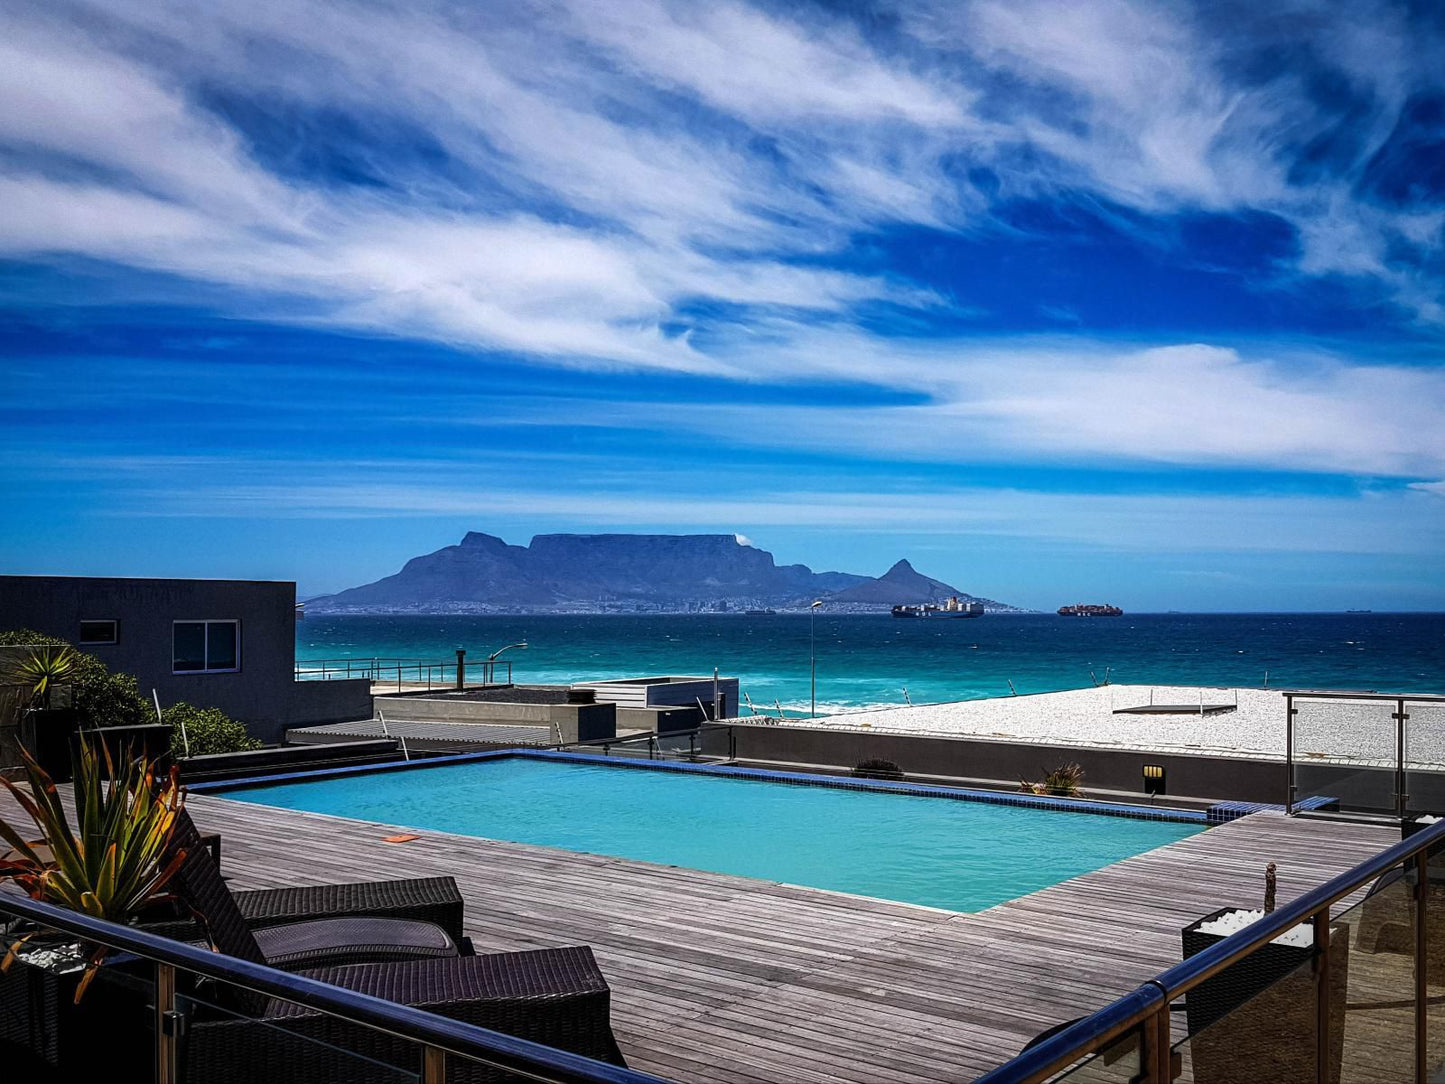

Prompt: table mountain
[306,532,1016,613]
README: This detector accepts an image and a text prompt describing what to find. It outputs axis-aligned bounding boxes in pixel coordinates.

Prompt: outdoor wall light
[1142,763,1166,796]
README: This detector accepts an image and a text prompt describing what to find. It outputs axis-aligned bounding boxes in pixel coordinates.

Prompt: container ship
[1057,603,1123,617]
[892,596,985,619]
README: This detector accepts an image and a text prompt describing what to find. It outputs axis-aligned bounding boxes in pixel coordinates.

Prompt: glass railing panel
[1043,1024,1143,1082]
[0,917,156,1082]
[1292,698,1399,815]
[1333,858,1420,1082]
[1406,700,1445,818]
[176,978,422,1084]
[1427,850,1445,1082]
[1173,933,1321,1084]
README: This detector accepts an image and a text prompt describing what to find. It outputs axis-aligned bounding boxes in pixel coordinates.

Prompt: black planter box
[76,723,174,774]
[0,944,153,1081]
[1182,907,1348,1084]
[1402,813,1445,858]
[18,709,80,783]
[1182,906,1315,1033]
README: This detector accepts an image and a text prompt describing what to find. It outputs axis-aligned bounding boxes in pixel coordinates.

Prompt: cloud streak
[2,0,1443,553]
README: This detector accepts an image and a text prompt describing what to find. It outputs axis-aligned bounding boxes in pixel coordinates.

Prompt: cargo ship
[1057,603,1123,617]
[892,596,985,619]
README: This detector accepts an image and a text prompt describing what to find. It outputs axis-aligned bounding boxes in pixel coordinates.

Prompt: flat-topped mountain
[307,532,1018,613]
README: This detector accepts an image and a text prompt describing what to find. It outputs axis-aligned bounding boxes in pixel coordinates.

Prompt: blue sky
[1,0,1443,611]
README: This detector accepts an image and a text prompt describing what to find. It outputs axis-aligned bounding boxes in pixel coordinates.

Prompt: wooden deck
[125,792,1391,1083]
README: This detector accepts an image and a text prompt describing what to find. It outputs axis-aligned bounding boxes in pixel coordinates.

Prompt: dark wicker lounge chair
[164,812,628,1081]
[180,946,627,1083]
[160,810,465,970]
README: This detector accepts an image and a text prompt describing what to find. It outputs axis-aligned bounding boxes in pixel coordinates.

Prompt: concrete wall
[578,677,740,717]
[730,723,1288,804]
[374,693,616,743]
[0,576,370,743]
[617,706,706,734]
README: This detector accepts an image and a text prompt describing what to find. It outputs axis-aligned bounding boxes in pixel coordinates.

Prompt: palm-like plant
[3,645,79,710]
[0,736,186,999]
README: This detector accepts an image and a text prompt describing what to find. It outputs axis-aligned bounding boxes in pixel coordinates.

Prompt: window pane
[79,620,117,644]
[173,623,207,671]
[206,622,237,671]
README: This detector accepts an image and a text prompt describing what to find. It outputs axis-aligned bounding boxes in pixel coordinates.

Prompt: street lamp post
[809,600,823,718]
[486,641,527,685]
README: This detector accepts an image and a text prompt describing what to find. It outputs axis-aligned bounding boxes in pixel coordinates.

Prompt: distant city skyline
[1,1,1442,611]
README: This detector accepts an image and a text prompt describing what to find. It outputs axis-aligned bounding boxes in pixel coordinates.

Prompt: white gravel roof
[795,684,1443,765]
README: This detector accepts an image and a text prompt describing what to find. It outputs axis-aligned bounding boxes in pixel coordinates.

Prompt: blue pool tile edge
[194,747,1208,825]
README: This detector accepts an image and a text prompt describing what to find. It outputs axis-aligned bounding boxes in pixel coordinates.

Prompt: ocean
[296,612,1444,714]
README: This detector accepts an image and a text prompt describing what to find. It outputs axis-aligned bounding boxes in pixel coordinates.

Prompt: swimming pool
[219,754,1205,912]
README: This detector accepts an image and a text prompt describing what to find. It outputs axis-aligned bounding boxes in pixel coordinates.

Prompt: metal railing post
[1416,849,1428,1084]
[423,1044,447,1083]
[1396,696,1406,812]
[156,961,178,1084]
[1285,693,1296,814]
[1143,1006,1171,1082]
[1313,909,1330,1083]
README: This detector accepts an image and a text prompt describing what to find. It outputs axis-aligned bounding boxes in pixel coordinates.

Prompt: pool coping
[192,747,1209,825]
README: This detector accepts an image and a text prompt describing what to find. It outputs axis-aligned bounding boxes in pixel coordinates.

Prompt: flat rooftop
[808,684,1445,764]
[158,788,1392,1082]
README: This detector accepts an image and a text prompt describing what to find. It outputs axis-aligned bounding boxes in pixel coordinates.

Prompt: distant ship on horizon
[892,596,985,619]
[1057,603,1124,617]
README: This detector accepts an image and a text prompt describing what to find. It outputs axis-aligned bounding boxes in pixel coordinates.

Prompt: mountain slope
[308,532,1020,613]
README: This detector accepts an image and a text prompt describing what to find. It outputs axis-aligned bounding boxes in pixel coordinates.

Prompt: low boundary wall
[729,724,1287,805]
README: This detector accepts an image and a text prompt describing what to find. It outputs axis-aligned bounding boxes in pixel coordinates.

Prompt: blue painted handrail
[974,816,1445,1083]
[0,892,672,1084]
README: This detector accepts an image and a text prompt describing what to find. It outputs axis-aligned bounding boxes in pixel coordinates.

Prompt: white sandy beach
[797,684,1445,765]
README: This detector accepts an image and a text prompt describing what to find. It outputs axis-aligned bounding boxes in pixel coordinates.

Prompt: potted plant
[0,736,186,1075]
[1181,863,1349,1084]
[5,645,81,782]
[1020,763,1084,797]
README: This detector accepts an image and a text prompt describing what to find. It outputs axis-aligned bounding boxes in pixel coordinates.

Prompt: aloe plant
[3,645,79,711]
[0,736,186,999]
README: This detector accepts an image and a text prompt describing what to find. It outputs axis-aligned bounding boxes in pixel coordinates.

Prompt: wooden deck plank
[0,784,1396,1082]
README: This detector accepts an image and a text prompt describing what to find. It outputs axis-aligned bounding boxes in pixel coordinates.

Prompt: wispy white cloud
[94,472,1444,558]
[3,0,1443,476]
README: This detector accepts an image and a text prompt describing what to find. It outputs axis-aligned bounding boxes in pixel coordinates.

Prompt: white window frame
[78,619,119,646]
[172,619,242,675]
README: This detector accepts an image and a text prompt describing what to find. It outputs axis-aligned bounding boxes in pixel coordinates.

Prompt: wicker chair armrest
[143,876,466,946]
[179,947,625,1083]
[234,876,466,942]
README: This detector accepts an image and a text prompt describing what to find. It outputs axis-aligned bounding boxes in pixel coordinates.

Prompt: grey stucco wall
[373,693,616,742]
[0,576,370,743]
[730,723,1289,804]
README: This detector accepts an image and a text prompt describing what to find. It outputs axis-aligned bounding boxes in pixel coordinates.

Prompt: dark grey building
[0,576,371,743]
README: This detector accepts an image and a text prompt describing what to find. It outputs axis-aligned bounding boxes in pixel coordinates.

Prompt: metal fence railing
[294,658,512,691]
[0,891,671,1084]
[1286,691,1445,816]
[975,817,1445,1083]
[555,723,738,763]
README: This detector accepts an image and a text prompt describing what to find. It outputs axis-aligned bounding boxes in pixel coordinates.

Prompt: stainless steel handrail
[0,891,671,1084]
[974,816,1445,1083]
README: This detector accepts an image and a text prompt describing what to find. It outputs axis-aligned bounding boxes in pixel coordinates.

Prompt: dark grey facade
[0,576,371,743]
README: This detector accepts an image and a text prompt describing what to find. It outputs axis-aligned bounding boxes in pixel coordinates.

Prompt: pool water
[224,757,1203,912]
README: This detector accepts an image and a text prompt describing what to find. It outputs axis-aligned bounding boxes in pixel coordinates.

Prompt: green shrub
[0,630,151,728]
[163,702,261,757]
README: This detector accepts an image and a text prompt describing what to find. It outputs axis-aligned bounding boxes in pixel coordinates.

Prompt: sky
[1,0,1443,612]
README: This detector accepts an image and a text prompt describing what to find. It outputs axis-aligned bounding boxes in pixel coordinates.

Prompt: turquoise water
[225,757,1203,911]
[297,612,1445,712]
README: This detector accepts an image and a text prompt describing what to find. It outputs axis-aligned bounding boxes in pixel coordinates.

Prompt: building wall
[730,723,1287,804]
[0,576,370,743]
